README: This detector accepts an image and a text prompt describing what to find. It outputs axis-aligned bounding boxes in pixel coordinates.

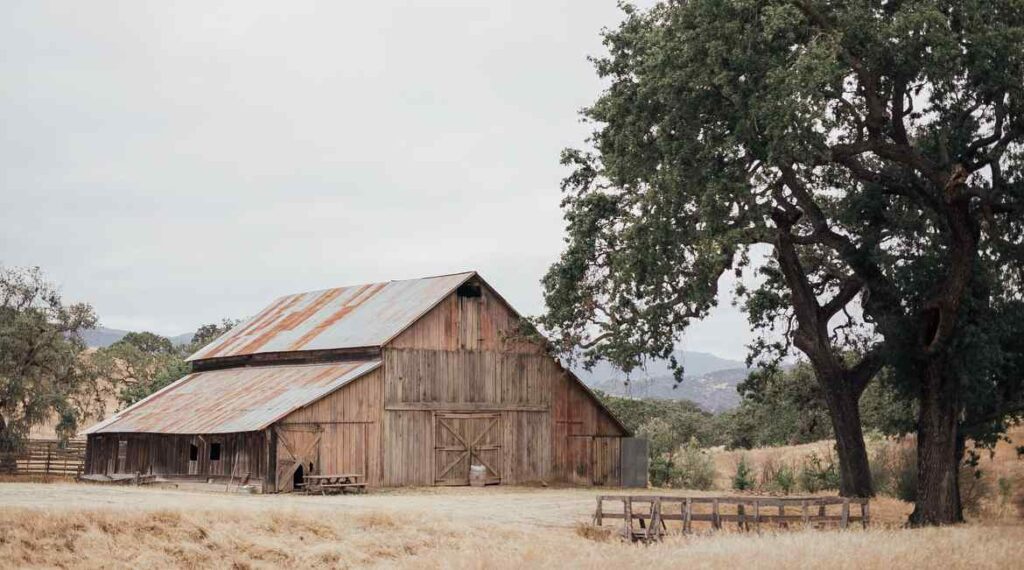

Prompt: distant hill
[80,326,193,348]
[571,351,750,412]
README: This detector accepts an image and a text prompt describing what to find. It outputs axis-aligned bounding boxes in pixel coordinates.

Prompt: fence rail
[595,495,869,542]
[0,439,86,477]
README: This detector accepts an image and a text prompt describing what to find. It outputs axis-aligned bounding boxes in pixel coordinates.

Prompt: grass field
[0,483,1021,569]
[2,426,1021,568]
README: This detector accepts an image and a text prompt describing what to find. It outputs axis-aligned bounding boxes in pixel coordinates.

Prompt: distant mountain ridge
[81,326,193,348]
[571,350,750,412]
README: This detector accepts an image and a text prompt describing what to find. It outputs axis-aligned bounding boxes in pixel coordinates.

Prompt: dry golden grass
[2,427,1020,568]
[0,506,1020,570]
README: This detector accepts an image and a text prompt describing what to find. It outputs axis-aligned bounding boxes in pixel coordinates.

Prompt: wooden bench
[303,474,366,495]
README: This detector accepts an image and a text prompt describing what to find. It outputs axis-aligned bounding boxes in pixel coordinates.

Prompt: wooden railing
[595,495,870,542]
[0,439,86,478]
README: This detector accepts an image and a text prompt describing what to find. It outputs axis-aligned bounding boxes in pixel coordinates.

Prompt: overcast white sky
[1,1,756,360]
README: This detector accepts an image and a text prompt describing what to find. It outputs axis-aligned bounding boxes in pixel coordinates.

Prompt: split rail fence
[594,495,870,542]
[0,439,86,478]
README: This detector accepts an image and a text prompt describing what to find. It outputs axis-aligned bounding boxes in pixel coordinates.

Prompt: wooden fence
[0,439,86,477]
[595,495,870,542]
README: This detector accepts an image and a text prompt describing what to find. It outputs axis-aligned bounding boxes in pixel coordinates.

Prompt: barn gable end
[379,276,626,487]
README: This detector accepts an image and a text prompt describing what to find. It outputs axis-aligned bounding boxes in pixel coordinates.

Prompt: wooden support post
[754,500,760,533]
[684,497,692,534]
[624,497,633,540]
[841,498,850,529]
[45,444,52,477]
[648,498,662,541]
[712,498,721,530]
[862,501,870,529]
[801,500,809,525]
[737,503,746,531]
[594,497,603,526]
[778,504,786,528]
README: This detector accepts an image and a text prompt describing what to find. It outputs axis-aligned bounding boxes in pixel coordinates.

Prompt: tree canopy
[0,266,104,451]
[541,0,1024,524]
[95,319,240,408]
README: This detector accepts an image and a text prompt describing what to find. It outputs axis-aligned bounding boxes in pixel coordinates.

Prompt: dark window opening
[293,464,305,490]
[189,444,199,461]
[209,442,221,461]
[457,283,482,298]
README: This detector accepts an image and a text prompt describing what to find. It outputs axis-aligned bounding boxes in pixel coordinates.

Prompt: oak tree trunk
[820,374,874,497]
[909,359,964,525]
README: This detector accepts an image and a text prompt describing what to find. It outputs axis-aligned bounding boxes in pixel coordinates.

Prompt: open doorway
[293,464,304,491]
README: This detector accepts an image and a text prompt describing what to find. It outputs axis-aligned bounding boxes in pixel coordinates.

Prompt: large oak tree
[0,266,104,455]
[540,0,1024,525]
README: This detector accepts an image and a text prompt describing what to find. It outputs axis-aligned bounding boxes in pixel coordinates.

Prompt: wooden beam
[386,402,547,412]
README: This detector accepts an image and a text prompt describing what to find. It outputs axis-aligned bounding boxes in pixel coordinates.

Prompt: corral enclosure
[84,272,645,491]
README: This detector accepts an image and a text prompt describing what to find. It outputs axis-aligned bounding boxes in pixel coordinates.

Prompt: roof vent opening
[457,283,482,299]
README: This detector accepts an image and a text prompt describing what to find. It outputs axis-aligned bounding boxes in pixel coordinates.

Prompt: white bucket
[469,464,487,487]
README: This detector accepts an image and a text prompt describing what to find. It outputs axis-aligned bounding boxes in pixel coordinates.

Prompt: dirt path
[0,483,619,529]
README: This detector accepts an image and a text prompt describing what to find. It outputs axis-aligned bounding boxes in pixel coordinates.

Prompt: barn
[83,272,646,491]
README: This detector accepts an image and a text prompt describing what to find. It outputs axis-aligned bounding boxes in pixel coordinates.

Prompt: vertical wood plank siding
[84,432,266,485]
[381,281,625,486]
[277,368,383,488]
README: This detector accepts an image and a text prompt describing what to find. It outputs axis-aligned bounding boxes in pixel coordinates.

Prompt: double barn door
[433,413,503,486]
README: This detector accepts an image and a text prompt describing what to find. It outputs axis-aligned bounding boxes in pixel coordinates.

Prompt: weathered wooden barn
[84,272,645,491]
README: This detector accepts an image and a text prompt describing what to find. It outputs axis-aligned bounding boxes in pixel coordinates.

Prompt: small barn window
[189,444,199,461]
[209,442,221,461]
[457,283,481,298]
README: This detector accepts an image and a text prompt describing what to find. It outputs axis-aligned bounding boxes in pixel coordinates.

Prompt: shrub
[798,451,840,493]
[894,446,918,502]
[869,441,900,496]
[649,455,674,488]
[672,438,716,490]
[732,454,754,491]
[760,458,796,495]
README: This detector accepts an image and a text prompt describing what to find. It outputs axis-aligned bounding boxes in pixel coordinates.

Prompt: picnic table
[302,473,366,495]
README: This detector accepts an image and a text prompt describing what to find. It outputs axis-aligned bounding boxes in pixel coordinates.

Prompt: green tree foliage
[95,319,240,408]
[541,1,1024,523]
[724,361,915,448]
[732,455,755,491]
[0,266,105,452]
[597,391,722,447]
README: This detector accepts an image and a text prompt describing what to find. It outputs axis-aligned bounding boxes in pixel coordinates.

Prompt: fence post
[684,497,692,533]
[862,500,870,529]
[801,500,809,525]
[624,496,633,540]
[595,496,603,526]
[45,443,52,477]
[841,498,850,529]
[712,498,721,530]
[754,500,760,533]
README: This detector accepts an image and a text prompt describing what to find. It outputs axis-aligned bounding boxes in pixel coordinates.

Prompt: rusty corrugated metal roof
[187,272,475,362]
[84,360,380,435]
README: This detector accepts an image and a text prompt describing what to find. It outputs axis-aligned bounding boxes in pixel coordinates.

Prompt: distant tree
[541,1,1024,524]
[0,266,105,454]
[188,319,240,351]
[96,319,240,407]
[596,391,722,446]
[729,360,916,449]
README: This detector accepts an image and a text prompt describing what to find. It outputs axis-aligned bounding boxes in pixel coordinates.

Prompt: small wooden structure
[84,272,644,491]
[594,495,870,542]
